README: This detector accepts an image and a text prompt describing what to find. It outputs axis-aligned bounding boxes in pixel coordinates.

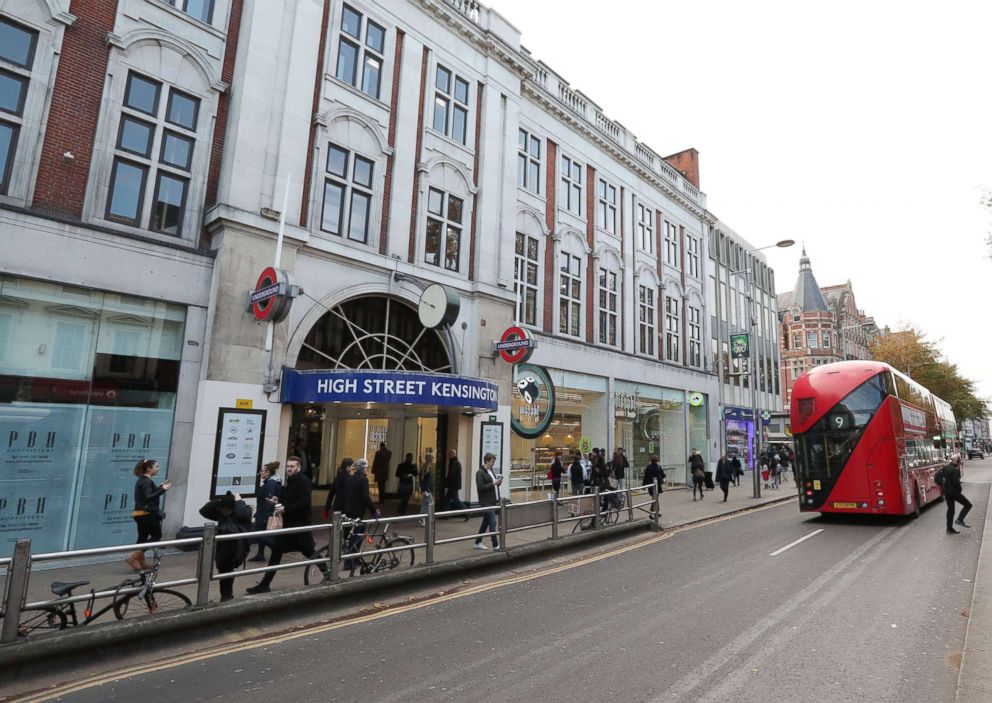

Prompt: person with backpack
[322,457,354,521]
[199,492,252,602]
[688,449,705,500]
[938,453,972,534]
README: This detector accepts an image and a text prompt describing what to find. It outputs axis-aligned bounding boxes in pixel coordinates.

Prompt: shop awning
[280,368,499,412]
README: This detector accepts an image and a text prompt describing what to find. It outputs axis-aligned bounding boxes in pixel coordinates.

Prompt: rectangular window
[52,321,86,371]
[793,332,802,349]
[0,17,37,195]
[822,331,831,348]
[665,295,680,362]
[807,331,818,349]
[638,285,655,356]
[514,233,540,326]
[432,64,469,144]
[425,187,463,271]
[150,172,188,235]
[688,306,701,367]
[517,128,541,193]
[686,236,700,278]
[335,5,385,99]
[597,179,616,233]
[637,203,653,253]
[320,143,374,244]
[664,221,679,268]
[0,69,28,116]
[598,268,617,346]
[558,252,581,336]
[107,71,200,236]
[106,158,149,224]
[0,121,16,194]
[0,16,38,68]
[559,155,583,215]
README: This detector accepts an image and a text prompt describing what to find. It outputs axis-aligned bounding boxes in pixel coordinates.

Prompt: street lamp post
[730,238,795,499]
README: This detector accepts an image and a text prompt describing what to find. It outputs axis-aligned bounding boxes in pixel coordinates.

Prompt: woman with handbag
[126,458,172,571]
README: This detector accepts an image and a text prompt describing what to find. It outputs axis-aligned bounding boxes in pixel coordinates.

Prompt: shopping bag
[266,514,283,531]
[761,469,770,482]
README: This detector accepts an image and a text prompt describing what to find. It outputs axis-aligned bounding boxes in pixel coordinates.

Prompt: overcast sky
[487,0,992,408]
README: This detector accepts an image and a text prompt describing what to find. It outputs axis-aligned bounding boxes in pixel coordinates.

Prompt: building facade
[1,0,784,556]
[777,248,879,409]
[707,222,782,468]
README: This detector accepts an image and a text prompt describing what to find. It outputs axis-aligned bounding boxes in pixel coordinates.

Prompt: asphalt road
[39,459,992,703]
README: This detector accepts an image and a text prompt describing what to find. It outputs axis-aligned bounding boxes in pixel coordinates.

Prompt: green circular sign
[511,364,556,439]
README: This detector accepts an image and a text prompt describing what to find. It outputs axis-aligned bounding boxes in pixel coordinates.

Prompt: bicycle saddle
[50,580,89,595]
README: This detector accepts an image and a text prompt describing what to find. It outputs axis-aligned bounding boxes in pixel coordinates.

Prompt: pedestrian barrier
[0,482,661,645]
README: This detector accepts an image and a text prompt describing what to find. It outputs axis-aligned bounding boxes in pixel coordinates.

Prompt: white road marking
[769,528,824,556]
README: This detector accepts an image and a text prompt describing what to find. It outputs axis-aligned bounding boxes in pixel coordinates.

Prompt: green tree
[870,327,988,421]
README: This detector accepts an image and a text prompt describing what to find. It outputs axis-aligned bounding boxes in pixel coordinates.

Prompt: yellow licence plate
[832,502,858,509]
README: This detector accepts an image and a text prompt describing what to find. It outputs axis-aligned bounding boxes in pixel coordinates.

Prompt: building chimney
[663,148,700,189]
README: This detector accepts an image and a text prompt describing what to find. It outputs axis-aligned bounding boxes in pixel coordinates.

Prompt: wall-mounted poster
[211,408,266,497]
[70,406,175,550]
[0,403,88,557]
[480,421,504,474]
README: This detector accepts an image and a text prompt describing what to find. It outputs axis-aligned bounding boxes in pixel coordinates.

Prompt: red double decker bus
[791,360,956,515]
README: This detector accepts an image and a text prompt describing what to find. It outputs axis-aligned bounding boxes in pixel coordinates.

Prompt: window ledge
[147,0,226,39]
[516,185,544,202]
[425,128,474,158]
[324,74,390,113]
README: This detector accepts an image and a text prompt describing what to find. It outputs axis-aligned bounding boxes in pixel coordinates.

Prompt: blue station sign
[281,369,499,411]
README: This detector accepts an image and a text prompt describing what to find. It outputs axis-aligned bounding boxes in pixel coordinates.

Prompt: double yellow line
[14,502,785,702]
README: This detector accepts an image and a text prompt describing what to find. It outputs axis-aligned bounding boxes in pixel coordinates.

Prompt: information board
[211,408,266,497]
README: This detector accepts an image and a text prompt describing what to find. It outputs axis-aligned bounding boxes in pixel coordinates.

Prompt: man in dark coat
[730,454,743,486]
[371,442,392,507]
[341,458,380,567]
[200,492,252,601]
[942,453,972,534]
[568,453,585,496]
[474,453,501,550]
[442,448,467,514]
[715,454,733,502]
[247,456,328,594]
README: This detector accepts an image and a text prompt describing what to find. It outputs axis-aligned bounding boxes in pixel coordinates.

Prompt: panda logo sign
[516,376,540,405]
[511,364,556,440]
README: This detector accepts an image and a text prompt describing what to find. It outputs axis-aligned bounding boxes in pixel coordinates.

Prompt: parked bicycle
[569,493,620,533]
[303,520,416,584]
[16,550,191,636]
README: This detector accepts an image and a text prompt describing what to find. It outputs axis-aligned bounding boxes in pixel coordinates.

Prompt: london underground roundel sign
[250,267,292,322]
[495,326,536,364]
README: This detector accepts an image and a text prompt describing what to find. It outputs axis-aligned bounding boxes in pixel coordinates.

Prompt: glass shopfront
[614,382,707,485]
[0,275,185,556]
[510,369,608,492]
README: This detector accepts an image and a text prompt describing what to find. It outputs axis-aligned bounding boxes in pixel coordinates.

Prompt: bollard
[626,484,634,522]
[551,493,559,540]
[1,540,31,644]
[593,487,600,529]
[194,524,216,608]
[498,498,508,550]
[425,493,436,564]
[329,512,343,581]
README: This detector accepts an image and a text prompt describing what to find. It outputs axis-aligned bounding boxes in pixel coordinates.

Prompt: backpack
[215,516,250,567]
[934,466,946,487]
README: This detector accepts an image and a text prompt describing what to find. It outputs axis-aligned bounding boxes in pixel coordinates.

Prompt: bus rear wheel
[910,483,921,518]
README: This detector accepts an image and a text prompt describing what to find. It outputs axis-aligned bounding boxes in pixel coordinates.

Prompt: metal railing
[0,483,661,645]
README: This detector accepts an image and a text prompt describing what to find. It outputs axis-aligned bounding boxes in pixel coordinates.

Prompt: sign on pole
[730,333,750,359]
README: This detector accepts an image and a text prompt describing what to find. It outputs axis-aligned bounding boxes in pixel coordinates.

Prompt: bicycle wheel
[113,587,191,619]
[17,606,67,636]
[382,536,416,571]
[602,507,619,526]
[303,546,330,585]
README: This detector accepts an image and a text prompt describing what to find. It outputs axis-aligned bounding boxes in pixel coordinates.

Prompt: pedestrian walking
[715,454,733,502]
[322,457,354,521]
[126,458,172,571]
[246,456,329,594]
[610,450,626,491]
[199,492,252,602]
[688,449,705,500]
[442,448,468,515]
[395,453,417,514]
[568,452,585,496]
[617,448,631,490]
[251,461,282,562]
[549,450,564,497]
[474,452,502,550]
[939,453,972,534]
[371,441,392,507]
[730,453,743,487]
[418,453,434,527]
[642,456,666,512]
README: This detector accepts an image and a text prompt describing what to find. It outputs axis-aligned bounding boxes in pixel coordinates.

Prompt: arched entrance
[285,295,488,505]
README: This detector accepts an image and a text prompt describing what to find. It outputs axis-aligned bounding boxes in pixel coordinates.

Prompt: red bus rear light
[875,491,884,497]
[805,490,813,496]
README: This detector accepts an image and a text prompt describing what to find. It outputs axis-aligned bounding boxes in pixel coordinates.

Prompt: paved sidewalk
[2,473,791,609]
